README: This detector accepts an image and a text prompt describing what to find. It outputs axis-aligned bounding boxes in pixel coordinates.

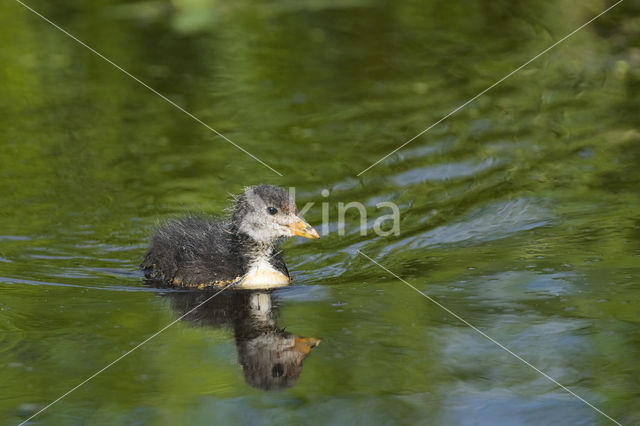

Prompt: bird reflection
[163,290,320,391]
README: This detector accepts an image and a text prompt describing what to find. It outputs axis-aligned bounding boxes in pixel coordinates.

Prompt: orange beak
[288,216,320,239]
[294,336,322,355]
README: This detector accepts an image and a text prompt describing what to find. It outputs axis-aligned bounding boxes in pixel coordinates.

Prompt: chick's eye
[267,207,278,215]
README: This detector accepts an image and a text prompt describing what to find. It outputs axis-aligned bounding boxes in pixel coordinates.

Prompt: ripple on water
[473,271,575,302]
[274,284,331,302]
[380,198,550,256]
[391,158,502,186]
[0,236,31,241]
[0,276,167,293]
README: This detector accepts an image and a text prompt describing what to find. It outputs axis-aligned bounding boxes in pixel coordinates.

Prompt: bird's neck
[228,224,290,288]
[230,224,277,269]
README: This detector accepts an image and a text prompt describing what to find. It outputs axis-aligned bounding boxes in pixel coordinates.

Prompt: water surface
[1,0,639,424]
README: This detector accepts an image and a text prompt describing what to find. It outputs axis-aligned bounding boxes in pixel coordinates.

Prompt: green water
[1,0,640,424]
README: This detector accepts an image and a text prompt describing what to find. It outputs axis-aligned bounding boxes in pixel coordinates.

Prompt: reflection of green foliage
[1,0,639,424]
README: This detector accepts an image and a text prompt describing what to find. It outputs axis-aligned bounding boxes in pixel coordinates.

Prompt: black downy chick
[141,185,319,290]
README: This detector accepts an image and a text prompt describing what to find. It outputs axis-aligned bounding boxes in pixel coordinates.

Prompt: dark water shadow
[162,289,321,391]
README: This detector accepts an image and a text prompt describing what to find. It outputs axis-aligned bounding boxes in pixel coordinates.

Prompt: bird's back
[141,216,243,287]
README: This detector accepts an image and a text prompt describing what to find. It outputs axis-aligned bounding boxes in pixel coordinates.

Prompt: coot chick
[141,185,319,290]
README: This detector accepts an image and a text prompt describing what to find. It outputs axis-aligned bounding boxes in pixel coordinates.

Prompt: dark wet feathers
[141,185,295,287]
[141,217,289,287]
[141,217,237,285]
